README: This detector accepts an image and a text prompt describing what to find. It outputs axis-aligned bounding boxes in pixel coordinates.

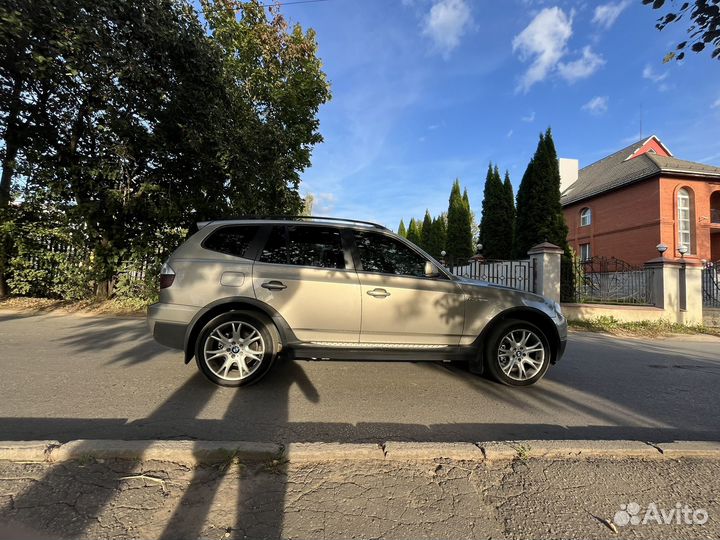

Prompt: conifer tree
[502,170,516,257]
[421,210,433,251]
[514,128,570,258]
[406,218,421,246]
[446,179,474,260]
[397,219,407,237]
[479,163,508,259]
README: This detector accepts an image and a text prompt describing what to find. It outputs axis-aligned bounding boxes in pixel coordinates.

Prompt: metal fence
[702,263,720,308]
[446,257,536,293]
[561,256,655,305]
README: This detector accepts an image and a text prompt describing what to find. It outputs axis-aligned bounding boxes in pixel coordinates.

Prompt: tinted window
[203,226,258,258]
[259,225,345,269]
[259,226,289,264]
[354,231,426,277]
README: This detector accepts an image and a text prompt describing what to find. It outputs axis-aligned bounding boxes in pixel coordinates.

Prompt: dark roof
[561,137,720,206]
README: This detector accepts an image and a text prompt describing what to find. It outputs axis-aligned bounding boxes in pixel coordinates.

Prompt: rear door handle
[261,280,287,291]
[367,288,390,298]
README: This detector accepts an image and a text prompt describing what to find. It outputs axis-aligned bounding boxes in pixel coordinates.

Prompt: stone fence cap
[527,242,564,255]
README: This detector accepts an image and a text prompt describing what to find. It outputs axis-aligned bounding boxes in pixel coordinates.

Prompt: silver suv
[148,217,567,387]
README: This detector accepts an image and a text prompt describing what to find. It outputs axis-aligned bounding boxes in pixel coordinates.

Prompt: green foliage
[446,179,474,260]
[642,0,720,62]
[420,210,433,251]
[479,164,514,259]
[0,0,330,302]
[397,219,407,237]
[406,218,422,246]
[513,128,570,258]
[431,214,447,258]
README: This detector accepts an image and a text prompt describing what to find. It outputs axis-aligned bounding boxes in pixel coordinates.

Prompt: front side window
[354,231,427,277]
[580,207,591,227]
[580,243,591,261]
[259,225,345,269]
[677,188,693,253]
[203,225,259,258]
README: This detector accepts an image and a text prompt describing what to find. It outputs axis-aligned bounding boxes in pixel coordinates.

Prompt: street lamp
[656,243,668,257]
[678,245,688,258]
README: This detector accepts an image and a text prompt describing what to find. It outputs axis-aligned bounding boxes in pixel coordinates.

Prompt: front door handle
[367,288,390,298]
[261,280,287,291]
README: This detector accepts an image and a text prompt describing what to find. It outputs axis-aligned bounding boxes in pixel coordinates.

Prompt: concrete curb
[1,440,719,465]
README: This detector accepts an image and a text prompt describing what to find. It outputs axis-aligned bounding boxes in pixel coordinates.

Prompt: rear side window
[353,231,426,277]
[202,226,258,258]
[259,225,345,269]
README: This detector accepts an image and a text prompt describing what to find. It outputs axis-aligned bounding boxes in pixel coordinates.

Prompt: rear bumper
[147,303,197,351]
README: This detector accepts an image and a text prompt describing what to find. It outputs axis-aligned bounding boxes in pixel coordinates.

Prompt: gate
[703,263,720,308]
[561,256,655,305]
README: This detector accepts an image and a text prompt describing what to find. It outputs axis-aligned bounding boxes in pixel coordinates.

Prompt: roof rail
[199,215,390,231]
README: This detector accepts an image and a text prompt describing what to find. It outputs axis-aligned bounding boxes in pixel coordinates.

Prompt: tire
[195,310,279,387]
[484,319,551,387]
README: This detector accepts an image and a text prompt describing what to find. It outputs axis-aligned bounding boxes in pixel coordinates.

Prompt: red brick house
[560,136,720,266]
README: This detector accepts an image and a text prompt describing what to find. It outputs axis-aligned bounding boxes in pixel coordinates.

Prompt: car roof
[197,216,391,232]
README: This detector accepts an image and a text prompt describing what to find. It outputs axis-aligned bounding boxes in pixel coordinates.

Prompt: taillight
[159,262,175,289]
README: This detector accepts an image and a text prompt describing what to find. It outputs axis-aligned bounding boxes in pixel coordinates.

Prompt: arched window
[580,207,591,227]
[677,188,694,253]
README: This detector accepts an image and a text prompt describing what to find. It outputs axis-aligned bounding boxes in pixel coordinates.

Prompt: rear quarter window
[202,225,259,258]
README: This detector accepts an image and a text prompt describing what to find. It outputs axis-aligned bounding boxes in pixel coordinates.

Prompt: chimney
[558,158,579,194]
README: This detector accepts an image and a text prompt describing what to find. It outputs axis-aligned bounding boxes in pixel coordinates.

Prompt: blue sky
[279,0,720,230]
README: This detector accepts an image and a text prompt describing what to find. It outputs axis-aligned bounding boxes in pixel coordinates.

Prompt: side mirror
[424,261,440,278]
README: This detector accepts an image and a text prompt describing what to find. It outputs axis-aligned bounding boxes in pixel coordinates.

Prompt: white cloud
[522,111,536,122]
[422,0,472,58]
[712,97,720,109]
[507,129,514,138]
[592,0,632,30]
[558,46,605,82]
[582,95,609,115]
[512,7,573,92]
[643,64,668,83]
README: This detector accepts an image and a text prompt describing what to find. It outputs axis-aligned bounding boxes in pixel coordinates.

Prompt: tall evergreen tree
[420,210,433,251]
[406,217,421,246]
[432,214,447,259]
[463,187,479,252]
[397,219,407,237]
[479,163,509,259]
[513,128,570,258]
[446,179,474,260]
[502,170,516,257]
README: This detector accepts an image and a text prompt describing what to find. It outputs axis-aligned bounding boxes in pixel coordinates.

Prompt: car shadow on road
[0,362,319,540]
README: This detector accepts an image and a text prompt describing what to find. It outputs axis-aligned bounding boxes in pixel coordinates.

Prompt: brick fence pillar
[528,242,564,302]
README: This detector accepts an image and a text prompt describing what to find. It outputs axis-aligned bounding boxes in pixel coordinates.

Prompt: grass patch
[0,296,149,316]
[569,316,720,338]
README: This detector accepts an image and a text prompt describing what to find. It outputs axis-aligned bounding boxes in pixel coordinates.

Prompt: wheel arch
[183,297,296,364]
[469,307,561,374]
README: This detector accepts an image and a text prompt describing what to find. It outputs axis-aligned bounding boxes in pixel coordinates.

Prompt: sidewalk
[1,441,718,539]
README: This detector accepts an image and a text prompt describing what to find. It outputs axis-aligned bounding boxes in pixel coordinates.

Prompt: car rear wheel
[195,311,277,387]
[485,319,550,386]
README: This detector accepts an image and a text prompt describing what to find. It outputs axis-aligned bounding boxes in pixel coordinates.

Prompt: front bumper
[147,303,197,351]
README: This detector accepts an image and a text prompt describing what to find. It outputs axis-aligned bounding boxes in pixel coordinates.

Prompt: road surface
[1,310,719,443]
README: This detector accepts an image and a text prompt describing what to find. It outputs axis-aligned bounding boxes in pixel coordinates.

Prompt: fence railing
[446,257,536,293]
[561,256,655,305]
[702,264,720,308]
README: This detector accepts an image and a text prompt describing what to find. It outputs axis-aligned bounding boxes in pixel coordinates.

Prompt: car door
[252,224,361,343]
[352,230,466,345]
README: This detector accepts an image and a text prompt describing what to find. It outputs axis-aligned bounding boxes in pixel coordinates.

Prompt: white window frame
[677,188,692,253]
[580,208,592,227]
[580,243,591,261]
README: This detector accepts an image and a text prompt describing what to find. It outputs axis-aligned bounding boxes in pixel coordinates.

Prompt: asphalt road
[1,310,719,443]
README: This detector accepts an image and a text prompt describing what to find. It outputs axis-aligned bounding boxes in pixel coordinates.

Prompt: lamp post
[677,244,688,311]
[656,243,668,257]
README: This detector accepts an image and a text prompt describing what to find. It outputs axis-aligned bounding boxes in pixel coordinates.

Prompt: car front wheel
[485,319,550,386]
[195,311,277,387]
